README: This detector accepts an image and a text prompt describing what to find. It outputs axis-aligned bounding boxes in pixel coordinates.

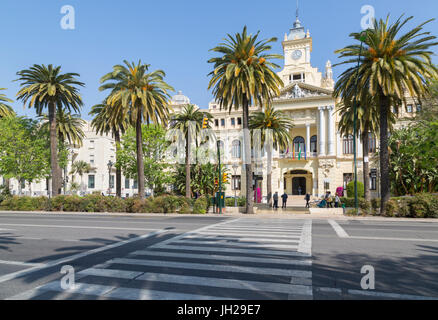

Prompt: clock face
[292,50,302,60]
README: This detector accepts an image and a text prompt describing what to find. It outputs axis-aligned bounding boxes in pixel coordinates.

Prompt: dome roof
[171,90,190,105]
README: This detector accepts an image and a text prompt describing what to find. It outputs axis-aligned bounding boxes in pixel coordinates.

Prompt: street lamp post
[232,163,239,207]
[107,160,114,196]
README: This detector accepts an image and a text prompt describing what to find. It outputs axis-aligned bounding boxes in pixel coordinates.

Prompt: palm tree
[169,104,212,198]
[334,16,438,214]
[40,109,85,147]
[337,96,396,201]
[249,105,293,206]
[208,26,283,214]
[99,60,173,199]
[70,160,92,194]
[0,88,14,118]
[16,64,84,196]
[89,101,129,197]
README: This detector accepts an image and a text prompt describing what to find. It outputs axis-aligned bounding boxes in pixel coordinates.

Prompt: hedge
[346,181,364,198]
[340,193,438,218]
[0,194,204,214]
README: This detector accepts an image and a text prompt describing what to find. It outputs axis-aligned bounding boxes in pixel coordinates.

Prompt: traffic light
[214,177,219,186]
[222,173,229,184]
[202,117,209,129]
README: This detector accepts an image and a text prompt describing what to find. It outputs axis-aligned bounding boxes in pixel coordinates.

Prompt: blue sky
[1,0,437,119]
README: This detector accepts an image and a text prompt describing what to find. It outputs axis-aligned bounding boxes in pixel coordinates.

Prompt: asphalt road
[0,212,437,300]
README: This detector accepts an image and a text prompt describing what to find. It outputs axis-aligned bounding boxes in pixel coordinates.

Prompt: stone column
[318,106,326,156]
[306,123,311,159]
[327,105,335,156]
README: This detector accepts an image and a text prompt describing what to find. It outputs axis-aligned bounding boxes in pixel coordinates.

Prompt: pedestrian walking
[305,193,310,208]
[273,192,279,210]
[298,186,302,195]
[327,191,333,208]
[281,192,288,209]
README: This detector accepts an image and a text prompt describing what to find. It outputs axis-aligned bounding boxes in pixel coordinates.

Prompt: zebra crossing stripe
[194,231,303,238]
[129,250,312,266]
[107,257,312,279]
[78,268,312,296]
[173,240,299,249]
[105,287,236,300]
[181,235,301,243]
[150,244,310,257]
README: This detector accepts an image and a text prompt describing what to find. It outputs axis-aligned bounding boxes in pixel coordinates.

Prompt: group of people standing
[271,190,341,209]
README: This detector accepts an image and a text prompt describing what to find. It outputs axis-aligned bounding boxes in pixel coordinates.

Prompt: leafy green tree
[16,64,84,196]
[249,104,293,206]
[334,16,438,214]
[0,116,50,195]
[89,101,130,197]
[169,104,212,198]
[0,88,14,118]
[208,26,283,214]
[117,124,173,195]
[99,60,173,199]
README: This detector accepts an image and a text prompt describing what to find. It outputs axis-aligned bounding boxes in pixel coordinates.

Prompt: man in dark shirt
[281,192,288,208]
[273,192,279,210]
[305,193,311,208]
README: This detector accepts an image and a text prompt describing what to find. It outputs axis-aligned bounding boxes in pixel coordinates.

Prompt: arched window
[293,136,305,153]
[232,140,241,158]
[310,135,317,154]
[343,135,354,154]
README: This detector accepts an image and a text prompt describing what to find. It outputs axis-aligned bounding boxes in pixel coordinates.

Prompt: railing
[278,152,318,159]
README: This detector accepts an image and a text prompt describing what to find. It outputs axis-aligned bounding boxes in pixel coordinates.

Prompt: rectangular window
[110,175,115,189]
[133,180,138,189]
[232,175,241,190]
[416,104,422,112]
[88,175,95,189]
[368,133,376,153]
[293,74,302,81]
[406,104,413,113]
[20,179,26,189]
[231,118,235,126]
[221,119,225,127]
[125,178,130,189]
[237,117,242,125]
[343,136,354,154]
[214,119,219,127]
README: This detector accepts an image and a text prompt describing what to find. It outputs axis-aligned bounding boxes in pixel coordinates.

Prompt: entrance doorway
[292,177,306,195]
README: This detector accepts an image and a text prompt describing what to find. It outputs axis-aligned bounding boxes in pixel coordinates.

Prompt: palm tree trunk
[49,102,60,197]
[267,147,272,207]
[115,130,122,198]
[136,111,145,199]
[379,94,391,215]
[362,130,371,203]
[185,130,191,198]
[243,97,254,214]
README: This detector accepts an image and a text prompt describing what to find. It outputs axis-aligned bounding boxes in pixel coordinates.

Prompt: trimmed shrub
[193,196,208,214]
[409,193,438,218]
[0,196,49,211]
[346,181,364,198]
[384,199,399,217]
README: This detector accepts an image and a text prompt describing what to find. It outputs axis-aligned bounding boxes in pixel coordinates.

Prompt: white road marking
[349,236,438,242]
[328,220,350,238]
[78,267,312,296]
[130,250,312,266]
[0,223,160,231]
[0,260,45,267]
[298,220,312,256]
[174,240,299,249]
[195,231,303,238]
[106,287,236,300]
[107,257,312,279]
[152,244,309,257]
[181,235,301,243]
[0,228,167,284]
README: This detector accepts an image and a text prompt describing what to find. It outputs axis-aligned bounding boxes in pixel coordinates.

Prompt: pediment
[274,82,333,101]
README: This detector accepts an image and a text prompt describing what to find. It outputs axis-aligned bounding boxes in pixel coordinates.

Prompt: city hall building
[2,16,419,202]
